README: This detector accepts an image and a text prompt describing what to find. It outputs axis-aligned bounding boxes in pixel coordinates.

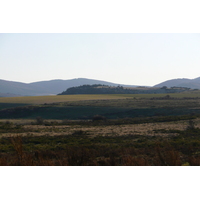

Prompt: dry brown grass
[1,118,200,166]
[0,94,133,104]
[1,118,200,138]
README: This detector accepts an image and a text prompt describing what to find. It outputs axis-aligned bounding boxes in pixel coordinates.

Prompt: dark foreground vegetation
[0,118,200,166]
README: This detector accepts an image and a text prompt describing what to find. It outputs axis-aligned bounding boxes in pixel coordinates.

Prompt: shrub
[186,120,196,130]
[72,130,85,136]
[35,117,44,125]
[92,115,106,121]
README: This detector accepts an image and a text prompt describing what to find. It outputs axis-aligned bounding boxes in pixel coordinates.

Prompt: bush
[92,115,106,121]
[72,130,85,136]
[186,120,196,130]
[35,117,44,125]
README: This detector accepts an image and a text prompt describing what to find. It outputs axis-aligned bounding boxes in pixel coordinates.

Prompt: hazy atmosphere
[1,33,200,86]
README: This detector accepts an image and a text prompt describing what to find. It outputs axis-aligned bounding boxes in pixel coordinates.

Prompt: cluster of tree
[58,84,193,95]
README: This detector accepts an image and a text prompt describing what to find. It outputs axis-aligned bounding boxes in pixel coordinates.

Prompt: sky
[1,0,200,87]
[1,33,200,86]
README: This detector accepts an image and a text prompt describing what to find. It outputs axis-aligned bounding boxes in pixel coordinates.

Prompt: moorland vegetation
[1,91,200,165]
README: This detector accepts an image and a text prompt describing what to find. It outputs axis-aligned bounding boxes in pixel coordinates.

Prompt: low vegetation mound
[58,84,193,95]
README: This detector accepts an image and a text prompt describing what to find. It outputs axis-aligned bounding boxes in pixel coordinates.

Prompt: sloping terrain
[0,78,138,97]
[0,79,50,96]
[1,76,200,97]
[154,77,200,89]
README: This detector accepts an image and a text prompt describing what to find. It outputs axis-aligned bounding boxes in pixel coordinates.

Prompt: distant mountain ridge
[0,78,139,97]
[1,76,200,97]
[154,77,200,89]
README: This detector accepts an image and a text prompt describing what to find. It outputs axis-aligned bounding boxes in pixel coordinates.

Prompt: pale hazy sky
[1,33,200,86]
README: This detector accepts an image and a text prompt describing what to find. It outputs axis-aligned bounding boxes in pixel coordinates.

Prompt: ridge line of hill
[0,78,139,97]
[1,76,200,97]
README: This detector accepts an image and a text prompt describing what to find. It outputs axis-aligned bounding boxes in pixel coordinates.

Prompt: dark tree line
[58,84,192,95]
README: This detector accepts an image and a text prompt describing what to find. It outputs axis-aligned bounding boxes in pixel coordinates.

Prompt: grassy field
[1,90,200,104]
[0,94,134,104]
[1,91,200,165]
[0,117,200,165]
[1,93,200,119]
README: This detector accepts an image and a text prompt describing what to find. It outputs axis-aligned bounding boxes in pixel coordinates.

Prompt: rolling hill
[1,76,200,97]
[154,77,200,89]
[0,78,138,97]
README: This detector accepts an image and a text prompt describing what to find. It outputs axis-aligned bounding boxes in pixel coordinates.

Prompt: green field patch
[0,105,129,119]
[0,103,29,110]
[0,104,200,120]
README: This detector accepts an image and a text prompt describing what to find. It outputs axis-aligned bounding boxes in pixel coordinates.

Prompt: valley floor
[1,93,200,165]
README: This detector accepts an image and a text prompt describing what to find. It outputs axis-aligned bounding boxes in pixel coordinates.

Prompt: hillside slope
[0,79,49,96]
[29,78,138,94]
[154,77,200,89]
[0,78,138,97]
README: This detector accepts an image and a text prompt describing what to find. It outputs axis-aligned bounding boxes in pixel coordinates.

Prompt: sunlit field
[1,90,200,104]
[0,94,132,104]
